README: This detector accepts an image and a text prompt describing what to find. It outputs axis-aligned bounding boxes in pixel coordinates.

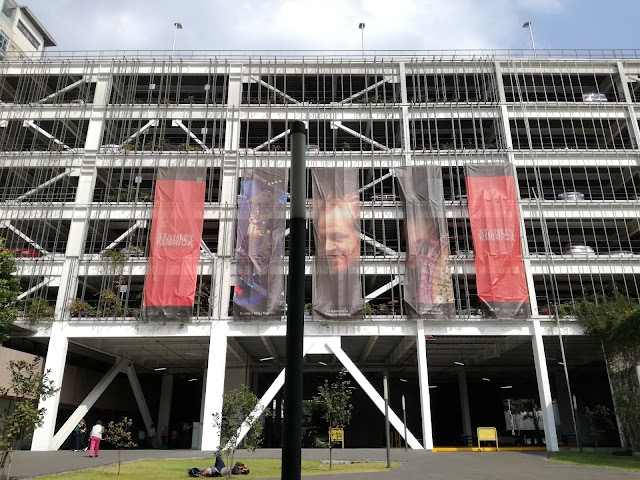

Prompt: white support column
[126,364,158,446]
[457,371,472,439]
[531,320,559,451]
[398,62,412,163]
[328,343,423,450]
[157,374,174,443]
[51,358,129,450]
[617,62,640,148]
[201,321,228,451]
[416,320,433,450]
[31,324,68,451]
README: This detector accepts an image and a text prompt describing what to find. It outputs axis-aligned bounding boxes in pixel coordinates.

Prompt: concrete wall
[0,346,42,398]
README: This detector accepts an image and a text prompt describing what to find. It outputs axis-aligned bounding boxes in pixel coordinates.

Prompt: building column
[531,320,559,451]
[30,324,68,451]
[552,370,573,445]
[157,373,174,443]
[201,321,228,451]
[457,371,472,440]
[416,320,433,450]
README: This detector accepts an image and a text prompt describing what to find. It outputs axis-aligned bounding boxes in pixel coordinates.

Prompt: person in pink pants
[89,420,104,457]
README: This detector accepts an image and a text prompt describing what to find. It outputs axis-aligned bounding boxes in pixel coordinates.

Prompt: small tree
[312,369,354,469]
[23,298,55,328]
[0,239,20,343]
[613,388,640,452]
[213,385,268,477]
[0,358,57,480]
[584,404,614,448]
[103,417,137,475]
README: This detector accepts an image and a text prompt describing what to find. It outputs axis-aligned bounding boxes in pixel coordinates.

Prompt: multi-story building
[0,1,55,60]
[1,50,639,452]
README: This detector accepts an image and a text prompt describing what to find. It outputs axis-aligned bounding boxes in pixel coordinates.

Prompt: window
[0,31,8,59]
[17,20,40,49]
[1,0,16,20]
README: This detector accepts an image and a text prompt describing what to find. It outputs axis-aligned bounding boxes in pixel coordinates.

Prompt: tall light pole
[358,23,365,56]
[171,22,183,54]
[522,21,537,57]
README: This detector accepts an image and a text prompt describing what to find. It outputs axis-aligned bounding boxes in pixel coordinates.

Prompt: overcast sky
[26,0,640,53]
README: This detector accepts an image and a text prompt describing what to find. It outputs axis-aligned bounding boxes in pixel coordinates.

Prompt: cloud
[28,0,571,52]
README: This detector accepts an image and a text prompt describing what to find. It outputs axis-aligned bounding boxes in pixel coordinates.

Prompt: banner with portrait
[142,167,206,322]
[233,168,287,318]
[398,166,454,319]
[465,163,530,319]
[312,168,363,319]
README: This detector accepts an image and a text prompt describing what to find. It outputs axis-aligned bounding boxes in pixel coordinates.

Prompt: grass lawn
[550,452,640,472]
[39,458,402,479]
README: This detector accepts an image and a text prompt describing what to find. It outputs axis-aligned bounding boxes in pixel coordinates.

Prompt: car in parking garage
[563,244,595,256]
[556,191,586,201]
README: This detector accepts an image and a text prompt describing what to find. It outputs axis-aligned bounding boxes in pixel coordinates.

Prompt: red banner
[142,167,206,322]
[466,164,530,319]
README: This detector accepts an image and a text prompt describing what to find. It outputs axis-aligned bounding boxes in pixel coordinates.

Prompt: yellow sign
[329,428,344,448]
[477,427,499,451]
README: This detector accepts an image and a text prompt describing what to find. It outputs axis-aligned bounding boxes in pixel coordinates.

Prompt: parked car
[371,194,399,201]
[69,99,86,105]
[556,191,585,201]
[609,249,636,257]
[306,144,320,153]
[581,93,608,103]
[563,244,595,256]
[9,248,40,258]
[454,249,474,258]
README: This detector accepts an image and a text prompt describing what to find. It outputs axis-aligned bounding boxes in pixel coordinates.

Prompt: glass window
[1,0,16,19]
[17,19,40,49]
[0,31,8,59]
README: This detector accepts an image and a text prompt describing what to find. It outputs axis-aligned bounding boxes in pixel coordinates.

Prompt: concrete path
[10,448,640,479]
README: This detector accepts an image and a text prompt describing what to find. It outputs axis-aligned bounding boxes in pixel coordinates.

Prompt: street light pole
[171,22,183,54]
[522,21,537,57]
[358,23,365,56]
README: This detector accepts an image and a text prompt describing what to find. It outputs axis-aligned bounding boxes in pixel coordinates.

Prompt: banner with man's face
[312,168,363,319]
[398,166,454,319]
[142,167,206,322]
[233,168,287,318]
[465,163,530,319]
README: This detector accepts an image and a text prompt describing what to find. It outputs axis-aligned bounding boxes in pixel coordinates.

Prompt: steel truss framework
[0,54,638,452]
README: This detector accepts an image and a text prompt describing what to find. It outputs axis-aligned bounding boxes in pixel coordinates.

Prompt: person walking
[89,420,104,457]
[79,420,88,451]
[73,420,88,451]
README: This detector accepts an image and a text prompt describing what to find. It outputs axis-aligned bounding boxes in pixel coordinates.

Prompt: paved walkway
[10,448,640,479]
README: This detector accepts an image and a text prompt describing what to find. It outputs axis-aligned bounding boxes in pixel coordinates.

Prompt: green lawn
[550,452,640,472]
[40,458,401,479]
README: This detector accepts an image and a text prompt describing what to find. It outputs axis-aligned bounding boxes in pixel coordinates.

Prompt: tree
[584,404,614,448]
[613,388,640,452]
[0,239,20,343]
[103,417,137,475]
[0,358,57,480]
[213,384,268,477]
[312,369,354,469]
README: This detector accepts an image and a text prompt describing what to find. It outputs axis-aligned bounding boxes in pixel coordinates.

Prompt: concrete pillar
[201,321,228,451]
[553,370,574,444]
[531,320,559,451]
[457,371,472,439]
[416,320,433,450]
[126,364,158,447]
[31,325,68,450]
[157,374,174,444]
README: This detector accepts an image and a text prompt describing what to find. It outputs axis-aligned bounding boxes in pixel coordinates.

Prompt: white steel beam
[0,221,50,256]
[200,239,215,259]
[328,342,423,449]
[123,119,157,146]
[22,120,70,150]
[261,336,278,364]
[386,336,415,364]
[338,78,390,105]
[126,364,158,445]
[416,320,434,450]
[16,279,52,301]
[172,119,211,152]
[330,121,389,151]
[36,78,88,104]
[12,169,76,202]
[227,337,248,364]
[531,319,559,452]
[99,221,146,254]
[359,172,394,194]
[364,275,402,301]
[51,358,129,451]
[360,233,398,256]
[201,321,228,451]
[250,76,300,105]
[253,128,290,152]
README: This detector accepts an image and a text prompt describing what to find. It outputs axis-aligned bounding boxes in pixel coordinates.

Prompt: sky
[24,0,640,53]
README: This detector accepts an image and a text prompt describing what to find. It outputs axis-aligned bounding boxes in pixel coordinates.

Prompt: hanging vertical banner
[398,166,454,319]
[142,167,206,322]
[312,168,363,319]
[465,163,530,319]
[233,168,287,318]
